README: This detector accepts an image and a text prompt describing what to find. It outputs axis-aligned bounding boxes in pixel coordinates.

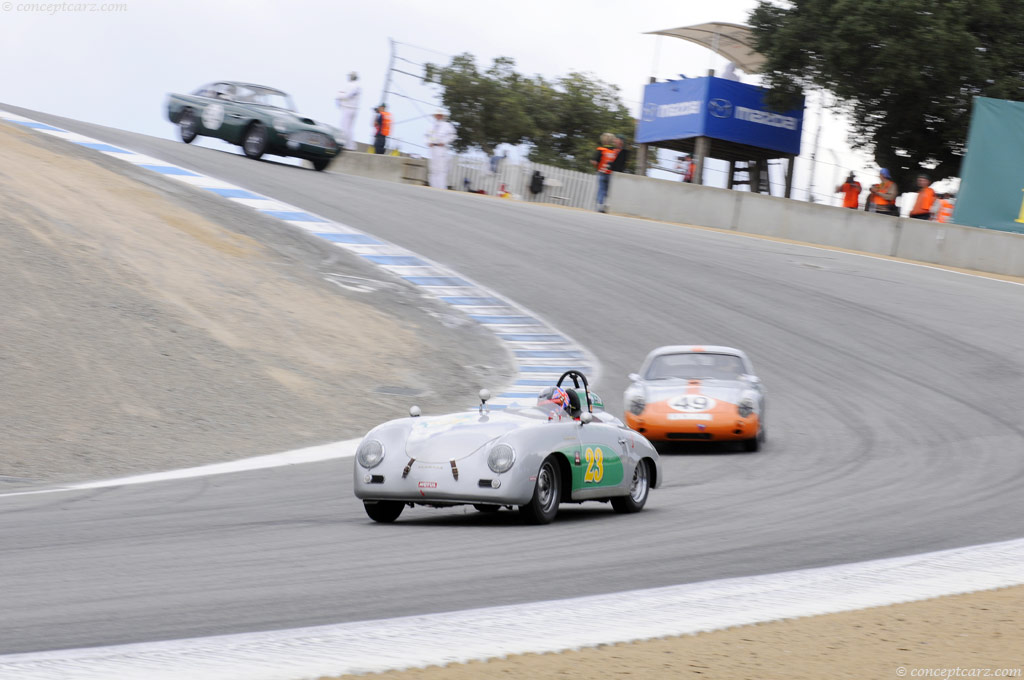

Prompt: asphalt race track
[2,106,1023,654]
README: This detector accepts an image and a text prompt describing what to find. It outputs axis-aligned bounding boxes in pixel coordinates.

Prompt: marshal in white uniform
[426,110,457,189]
[334,72,361,148]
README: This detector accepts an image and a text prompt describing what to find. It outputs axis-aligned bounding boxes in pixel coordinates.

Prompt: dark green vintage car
[166,81,342,170]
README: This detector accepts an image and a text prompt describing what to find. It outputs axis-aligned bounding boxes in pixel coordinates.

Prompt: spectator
[372,104,392,155]
[610,135,629,173]
[426,109,456,189]
[835,172,862,209]
[590,132,618,212]
[867,168,898,215]
[334,71,360,149]
[676,154,696,182]
[909,174,936,220]
[935,193,955,223]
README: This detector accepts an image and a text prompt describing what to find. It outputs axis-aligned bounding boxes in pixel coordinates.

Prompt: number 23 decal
[584,447,604,483]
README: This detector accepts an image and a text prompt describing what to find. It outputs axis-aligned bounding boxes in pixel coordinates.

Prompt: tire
[519,456,561,524]
[312,158,330,171]
[179,109,198,144]
[242,121,268,160]
[611,458,651,513]
[363,500,404,523]
[473,504,501,513]
[742,426,765,453]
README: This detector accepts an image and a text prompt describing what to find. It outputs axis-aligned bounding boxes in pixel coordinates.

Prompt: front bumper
[353,458,536,506]
[626,412,760,442]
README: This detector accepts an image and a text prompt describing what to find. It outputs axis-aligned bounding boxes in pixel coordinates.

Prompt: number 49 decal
[583,447,604,483]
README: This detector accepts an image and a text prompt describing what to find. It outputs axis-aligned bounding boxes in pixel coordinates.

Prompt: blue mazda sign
[635,77,804,155]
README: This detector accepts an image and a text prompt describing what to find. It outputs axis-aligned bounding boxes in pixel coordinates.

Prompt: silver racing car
[353,371,661,524]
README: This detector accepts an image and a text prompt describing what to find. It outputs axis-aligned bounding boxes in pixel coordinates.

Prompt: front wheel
[179,109,197,144]
[312,158,330,171]
[612,458,650,513]
[364,500,404,523]
[742,426,765,453]
[242,122,268,160]
[519,456,561,524]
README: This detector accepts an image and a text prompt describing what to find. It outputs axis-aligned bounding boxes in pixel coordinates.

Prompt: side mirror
[628,373,641,383]
[579,411,593,425]
[744,375,761,385]
[409,405,422,417]
[478,388,491,414]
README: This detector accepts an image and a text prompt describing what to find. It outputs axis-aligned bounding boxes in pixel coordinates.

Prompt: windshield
[236,86,296,111]
[645,353,746,381]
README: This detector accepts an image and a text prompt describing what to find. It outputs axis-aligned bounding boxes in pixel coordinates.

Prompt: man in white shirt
[334,72,361,149]
[426,109,457,189]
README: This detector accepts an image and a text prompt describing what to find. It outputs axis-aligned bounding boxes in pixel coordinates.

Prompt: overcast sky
[1,0,896,202]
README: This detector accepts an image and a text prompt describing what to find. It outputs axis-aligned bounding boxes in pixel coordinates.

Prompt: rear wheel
[242,121,268,159]
[363,500,404,523]
[519,456,561,524]
[612,458,650,513]
[179,109,197,144]
[312,158,330,171]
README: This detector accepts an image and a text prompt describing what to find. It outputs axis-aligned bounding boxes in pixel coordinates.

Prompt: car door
[571,418,631,500]
[219,84,257,144]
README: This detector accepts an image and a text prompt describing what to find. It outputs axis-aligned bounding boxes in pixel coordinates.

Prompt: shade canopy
[645,22,766,74]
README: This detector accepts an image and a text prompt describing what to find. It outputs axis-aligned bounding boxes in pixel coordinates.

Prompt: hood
[642,379,748,405]
[403,411,537,462]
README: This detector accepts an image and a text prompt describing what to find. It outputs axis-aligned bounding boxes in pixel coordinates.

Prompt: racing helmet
[536,386,571,413]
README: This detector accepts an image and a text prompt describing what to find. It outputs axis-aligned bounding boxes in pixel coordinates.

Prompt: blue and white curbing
[0,110,598,410]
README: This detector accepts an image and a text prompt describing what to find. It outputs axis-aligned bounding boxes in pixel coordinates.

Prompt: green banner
[955,97,1024,234]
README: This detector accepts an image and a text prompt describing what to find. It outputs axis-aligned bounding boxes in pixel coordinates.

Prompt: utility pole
[807,90,823,202]
[380,38,396,107]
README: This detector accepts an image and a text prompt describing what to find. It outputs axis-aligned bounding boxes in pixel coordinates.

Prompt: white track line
[1,536,1022,679]
[0,440,359,498]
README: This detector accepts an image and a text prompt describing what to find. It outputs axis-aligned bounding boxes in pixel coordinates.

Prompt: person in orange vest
[372,104,392,155]
[935,193,955,223]
[909,174,936,220]
[867,168,898,215]
[590,132,619,212]
[835,172,862,209]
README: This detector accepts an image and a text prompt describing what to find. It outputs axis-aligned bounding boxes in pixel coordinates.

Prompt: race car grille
[666,432,713,440]
[290,131,335,148]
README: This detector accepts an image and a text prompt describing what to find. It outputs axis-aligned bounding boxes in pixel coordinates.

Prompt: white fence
[446,156,598,210]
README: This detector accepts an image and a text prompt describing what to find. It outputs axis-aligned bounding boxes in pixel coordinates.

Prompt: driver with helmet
[536,386,572,415]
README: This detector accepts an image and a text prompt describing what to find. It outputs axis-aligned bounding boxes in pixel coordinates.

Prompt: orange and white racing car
[623,345,766,451]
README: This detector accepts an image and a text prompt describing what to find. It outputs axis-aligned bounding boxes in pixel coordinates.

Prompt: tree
[424,54,635,173]
[749,0,1024,190]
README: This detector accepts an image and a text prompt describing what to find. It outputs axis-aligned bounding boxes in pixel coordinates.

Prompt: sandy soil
[0,122,508,485]
[330,585,1024,680]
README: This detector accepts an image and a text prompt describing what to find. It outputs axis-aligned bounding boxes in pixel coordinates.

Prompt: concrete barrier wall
[608,173,1024,277]
[326,151,427,185]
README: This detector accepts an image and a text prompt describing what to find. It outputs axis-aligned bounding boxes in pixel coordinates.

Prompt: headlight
[356,439,385,469]
[628,395,645,416]
[487,444,516,474]
[273,117,288,133]
[738,399,755,418]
